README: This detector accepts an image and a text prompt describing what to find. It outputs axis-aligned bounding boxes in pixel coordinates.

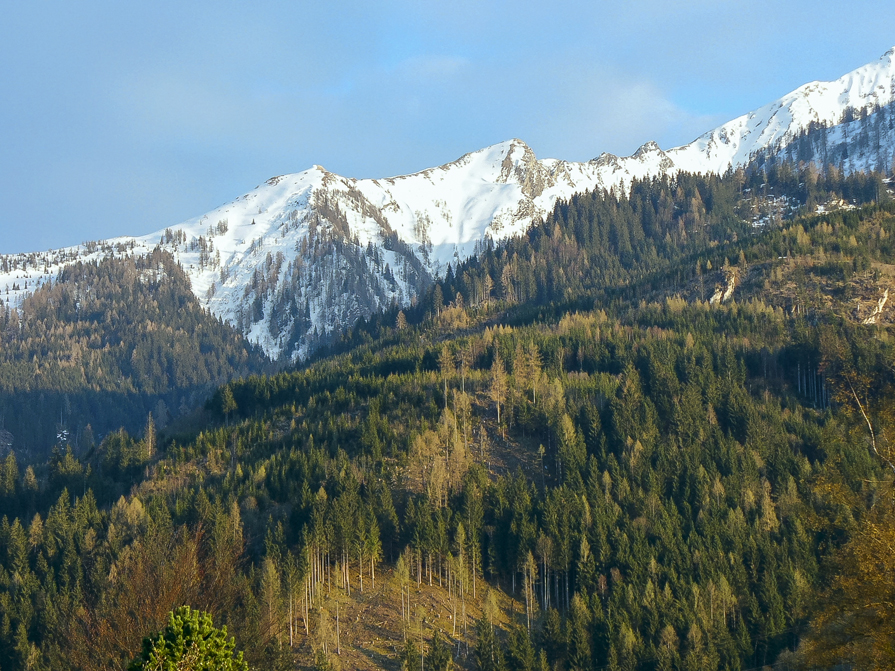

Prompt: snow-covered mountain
[3,46,895,360]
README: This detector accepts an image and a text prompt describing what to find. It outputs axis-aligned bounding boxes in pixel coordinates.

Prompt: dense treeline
[427,166,888,315]
[0,166,894,670]
[334,165,890,354]
[0,249,269,457]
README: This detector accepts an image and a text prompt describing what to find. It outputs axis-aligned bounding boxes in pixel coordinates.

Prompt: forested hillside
[1,166,894,671]
[420,164,889,320]
[0,249,270,458]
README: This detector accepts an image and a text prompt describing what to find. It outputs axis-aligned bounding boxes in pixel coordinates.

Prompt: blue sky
[1,0,893,253]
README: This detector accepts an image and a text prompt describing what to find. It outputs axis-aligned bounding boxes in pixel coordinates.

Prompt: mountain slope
[0,250,268,457]
[667,46,895,174]
[3,156,895,671]
[3,47,895,360]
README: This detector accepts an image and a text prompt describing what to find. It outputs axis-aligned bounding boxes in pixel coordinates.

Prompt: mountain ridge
[3,46,895,360]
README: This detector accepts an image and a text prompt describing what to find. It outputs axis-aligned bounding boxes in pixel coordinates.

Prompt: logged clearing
[292,566,522,670]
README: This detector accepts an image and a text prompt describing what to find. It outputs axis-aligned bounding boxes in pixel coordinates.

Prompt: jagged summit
[633,141,662,158]
[3,46,895,361]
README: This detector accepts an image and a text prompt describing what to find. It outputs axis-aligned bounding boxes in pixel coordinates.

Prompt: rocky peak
[633,141,663,159]
[590,152,620,169]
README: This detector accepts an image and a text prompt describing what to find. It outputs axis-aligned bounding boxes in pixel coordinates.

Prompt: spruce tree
[128,606,248,671]
[427,630,453,671]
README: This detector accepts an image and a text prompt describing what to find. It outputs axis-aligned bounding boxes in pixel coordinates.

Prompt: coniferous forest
[2,166,895,670]
[0,249,269,457]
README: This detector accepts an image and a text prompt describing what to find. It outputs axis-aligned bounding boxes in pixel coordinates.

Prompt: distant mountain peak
[633,141,663,158]
[590,151,619,165]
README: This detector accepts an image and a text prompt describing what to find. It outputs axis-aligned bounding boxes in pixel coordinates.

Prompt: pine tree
[1,451,17,499]
[128,606,248,671]
[440,346,454,408]
[432,284,444,315]
[218,386,238,425]
[401,638,422,671]
[474,618,506,671]
[427,630,453,671]
[141,412,155,462]
[567,594,592,671]
[490,354,507,435]
[507,626,537,671]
